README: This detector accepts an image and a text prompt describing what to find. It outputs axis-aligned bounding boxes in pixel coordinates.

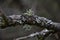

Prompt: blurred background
[0,0,60,40]
[0,0,60,22]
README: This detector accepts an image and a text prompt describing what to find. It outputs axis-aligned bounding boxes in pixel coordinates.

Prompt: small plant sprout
[24,9,34,16]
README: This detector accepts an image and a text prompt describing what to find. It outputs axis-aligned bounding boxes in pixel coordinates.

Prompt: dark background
[0,0,60,22]
[0,0,60,40]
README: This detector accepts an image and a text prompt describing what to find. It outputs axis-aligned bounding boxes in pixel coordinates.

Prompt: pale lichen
[24,9,34,16]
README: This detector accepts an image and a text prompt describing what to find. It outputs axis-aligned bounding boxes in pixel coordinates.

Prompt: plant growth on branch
[0,9,60,40]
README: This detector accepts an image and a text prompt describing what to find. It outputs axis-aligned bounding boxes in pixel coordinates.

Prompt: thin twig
[14,29,51,40]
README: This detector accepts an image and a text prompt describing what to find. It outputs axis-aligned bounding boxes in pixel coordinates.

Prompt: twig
[14,29,52,40]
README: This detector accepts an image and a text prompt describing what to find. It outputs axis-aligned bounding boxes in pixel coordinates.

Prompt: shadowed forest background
[0,0,60,40]
[0,0,60,22]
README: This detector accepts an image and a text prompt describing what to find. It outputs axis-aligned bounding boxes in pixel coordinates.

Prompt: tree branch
[8,14,60,31]
[0,13,60,31]
[14,29,52,40]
